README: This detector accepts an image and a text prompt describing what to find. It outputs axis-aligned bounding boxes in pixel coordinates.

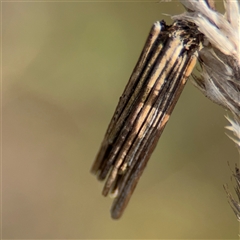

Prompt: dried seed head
[173,0,240,149]
[174,0,240,222]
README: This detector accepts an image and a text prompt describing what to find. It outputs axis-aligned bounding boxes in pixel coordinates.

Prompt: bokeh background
[2,1,239,239]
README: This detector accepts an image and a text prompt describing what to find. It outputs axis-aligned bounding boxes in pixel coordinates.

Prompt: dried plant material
[225,115,240,149]
[173,0,240,148]
[173,0,240,223]
[224,164,240,221]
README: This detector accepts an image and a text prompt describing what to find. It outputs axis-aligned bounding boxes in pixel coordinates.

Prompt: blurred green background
[2,1,239,239]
